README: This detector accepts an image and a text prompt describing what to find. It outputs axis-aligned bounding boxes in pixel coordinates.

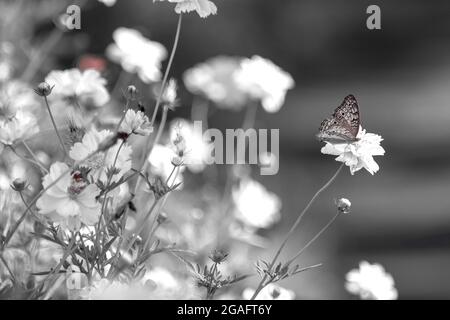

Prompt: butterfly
[316,94,361,143]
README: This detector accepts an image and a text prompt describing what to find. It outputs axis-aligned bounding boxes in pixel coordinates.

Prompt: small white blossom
[147,144,184,186]
[232,179,281,229]
[346,261,398,300]
[155,0,218,18]
[161,78,178,108]
[69,128,132,184]
[36,162,101,230]
[320,127,385,175]
[98,0,116,6]
[183,56,248,110]
[119,109,153,136]
[243,284,295,300]
[106,28,167,83]
[45,68,110,107]
[234,55,295,113]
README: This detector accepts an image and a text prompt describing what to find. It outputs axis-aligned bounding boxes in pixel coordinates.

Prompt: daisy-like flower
[106,28,167,83]
[147,144,185,186]
[0,110,39,145]
[243,284,295,300]
[183,56,248,110]
[232,179,281,229]
[154,0,218,18]
[36,162,101,230]
[346,261,398,300]
[234,55,295,113]
[320,127,385,175]
[69,128,132,184]
[119,109,153,136]
[45,68,110,107]
[169,119,212,172]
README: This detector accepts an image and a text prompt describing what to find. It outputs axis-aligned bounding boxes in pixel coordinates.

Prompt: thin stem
[0,254,16,283]
[2,192,32,249]
[150,13,183,125]
[43,96,68,158]
[250,163,344,300]
[286,212,342,266]
[7,145,48,174]
[21,141,48,173]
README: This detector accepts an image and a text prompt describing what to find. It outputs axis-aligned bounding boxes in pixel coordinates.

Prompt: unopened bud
[11,178,27,191]
[34,82,53,97]
[336,198,351,214]
[209,249,228,264]
[125,85,138,101]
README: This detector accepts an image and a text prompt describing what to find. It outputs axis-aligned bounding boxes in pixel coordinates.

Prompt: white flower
[183,56,248,110]
[36,162,101,230]
[160,78,178,108]
[169,119,212,172]
[69,128,132,184]
[243,284,295,300]
[155,0,218,18]
[0,110,39,145]
[98,0,116,6]
[346,261,398,300]
[148,144,184,186]
[45,68,110,107]
[232,179,281,229]
[119,109,153,136]
[106,28,167,83]
[234,55,295,113]
[320,127,385,175]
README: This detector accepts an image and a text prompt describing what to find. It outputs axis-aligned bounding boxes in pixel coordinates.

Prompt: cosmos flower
[106,28,167,83]
[119,109,153,136]
[69,128,132,184]
[320,127,385,175]
[154,0,218,18]
[243,284,295,300]
[147,144,184,186]
[232,179,281,229]
[36,162,101,230]
[45,68,110,107]
[0,110,39,145]
[234,55,295,113]
[169,119,212,172]
[183,56,248,110]
[345,261,398,300]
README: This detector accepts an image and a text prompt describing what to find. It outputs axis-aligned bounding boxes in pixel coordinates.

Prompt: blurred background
[4,0,450,299]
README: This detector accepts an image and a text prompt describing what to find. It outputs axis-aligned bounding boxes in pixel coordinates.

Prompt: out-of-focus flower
[69,128,132,184]
[183,56,248,110]
[148,144,185,186]
[243,284,295,300]
[320,127,385,175]
[345,261,398,300]
[232,179,281,229]
[119,109,153,136]
[169,119,212,172]
[234,55,295,113]
[160,78,178,109]
[98,0,116,6]
[0,42,14,82]
[77,55,107,72]
[336,198,351,214]
[0,110,39,145]
[36,162,101,230]
[154,0,218,18]
[106,28,167,83]
[45,68,110,107]
[0,248,31,285]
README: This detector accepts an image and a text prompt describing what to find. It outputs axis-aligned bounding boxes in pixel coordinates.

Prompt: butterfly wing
[316,95,361,143]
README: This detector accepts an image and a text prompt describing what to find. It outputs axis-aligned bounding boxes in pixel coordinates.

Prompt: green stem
[43,96,68,158]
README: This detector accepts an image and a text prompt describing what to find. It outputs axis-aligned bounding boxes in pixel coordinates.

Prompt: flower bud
[125,85,138,101]
[156,212,168,225]
[336,198,351,214]
[34,82,53,97]
[209,249,228,264]
[11,178,27,191]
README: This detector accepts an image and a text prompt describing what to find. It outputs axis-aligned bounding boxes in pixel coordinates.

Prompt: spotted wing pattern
[316,94,360,143]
